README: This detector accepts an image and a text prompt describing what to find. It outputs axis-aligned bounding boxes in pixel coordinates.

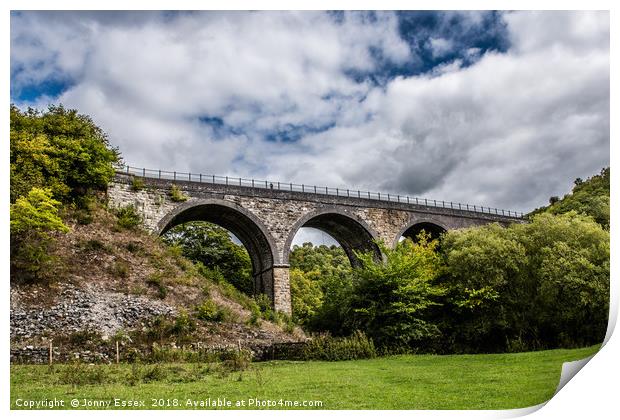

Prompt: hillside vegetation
[530,167,610,229]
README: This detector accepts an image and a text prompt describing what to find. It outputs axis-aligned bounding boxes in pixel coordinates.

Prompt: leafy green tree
[348,236,445,350]
[10,188,69,282]
[289,268,324,324]
[10,104,120,203]
[161,222,253,295]
[289,243,354,333]
[438,224,529,352]
[10,188,69,235]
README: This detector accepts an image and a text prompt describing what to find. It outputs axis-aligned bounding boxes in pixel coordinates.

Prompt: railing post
[226,176,228,185]
[358,190,361,198]
[326,187,328,194]
[378,193,381,200]
[336,188,339,196]
[126,165,130,174]
[368,191,371,199]
[425,199,428,206]
[252,179,255,188]
[347,189,350,197]
[199,173,202,182]
[291,183,293,191]
[189,173,191,181]
[174,171,176,181]
[302,184,305,192]
[265,181,268,188]
[239,178,242,186]
[278,182,281,190]
[416,198,419,205]
[407,196,410,204]
[159,170,161,179]
[314,186,317,193]
[212,175,215,183]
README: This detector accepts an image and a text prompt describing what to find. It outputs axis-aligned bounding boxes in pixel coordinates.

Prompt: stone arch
[394,217,448,247]
[283,207,381,267]
[157,198,281,304]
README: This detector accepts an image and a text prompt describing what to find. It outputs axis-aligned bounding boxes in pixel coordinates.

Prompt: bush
[115,205,141,229]
[80,239,111,253]
[348,236,445,350]
[146,273,168,299]
[196,299,238,323]
[109,260,130,278]
[268,331,376,361]
[170,184,188,202]
[10,187,69,283]
[58,363,109,386]
[131,177,145,191]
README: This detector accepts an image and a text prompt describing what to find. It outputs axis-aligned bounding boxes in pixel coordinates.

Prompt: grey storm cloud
[11,10,610,215]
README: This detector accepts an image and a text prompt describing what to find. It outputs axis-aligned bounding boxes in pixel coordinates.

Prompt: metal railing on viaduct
[118,165,526,220]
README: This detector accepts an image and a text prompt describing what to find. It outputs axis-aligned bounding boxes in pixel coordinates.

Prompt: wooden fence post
[116,340,120,364]
[49,339,53,366]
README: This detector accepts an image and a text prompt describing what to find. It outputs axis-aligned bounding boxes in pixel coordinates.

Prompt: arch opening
[286,211,381,267]
[401,222,447,244]
[159,202,276,298]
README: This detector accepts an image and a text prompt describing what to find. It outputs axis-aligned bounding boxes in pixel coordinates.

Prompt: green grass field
[11,345,599,410]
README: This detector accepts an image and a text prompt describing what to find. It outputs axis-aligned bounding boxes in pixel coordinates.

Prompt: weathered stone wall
[108,174,521,314]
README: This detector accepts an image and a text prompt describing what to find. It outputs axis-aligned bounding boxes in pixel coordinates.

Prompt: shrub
[115,205,141,229]
[58,363,109,386]
[195,299,222,321]
[109,260,130,278]
[196,300,238,323]
[10,187,69,282]
[125,241,143,254]
[170,184,188,202]
[268,331,376,361]
[80,239,111,253]
[131,177,145,191]
[348,236,445,350]
[146,273,168,299]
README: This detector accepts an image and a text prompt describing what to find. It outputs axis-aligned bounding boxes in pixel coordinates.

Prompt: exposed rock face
[10,282,176,340]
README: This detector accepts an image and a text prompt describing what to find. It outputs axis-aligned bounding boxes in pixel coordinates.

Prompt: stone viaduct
[107,167,524,315]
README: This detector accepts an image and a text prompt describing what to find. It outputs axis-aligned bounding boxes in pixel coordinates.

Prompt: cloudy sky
[11,11,609,222]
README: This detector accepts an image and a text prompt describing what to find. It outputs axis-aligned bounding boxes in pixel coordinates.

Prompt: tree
[289,243,354,334]
[348,236,444,350]
[289,268,324,324]
[438,224,529,352]
[161,222,253,295]
[10,187,69,282]
[10,104,120,203]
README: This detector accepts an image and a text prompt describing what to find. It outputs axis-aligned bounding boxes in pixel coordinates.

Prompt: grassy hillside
[11,345,599,410]
[530,167,609,229]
